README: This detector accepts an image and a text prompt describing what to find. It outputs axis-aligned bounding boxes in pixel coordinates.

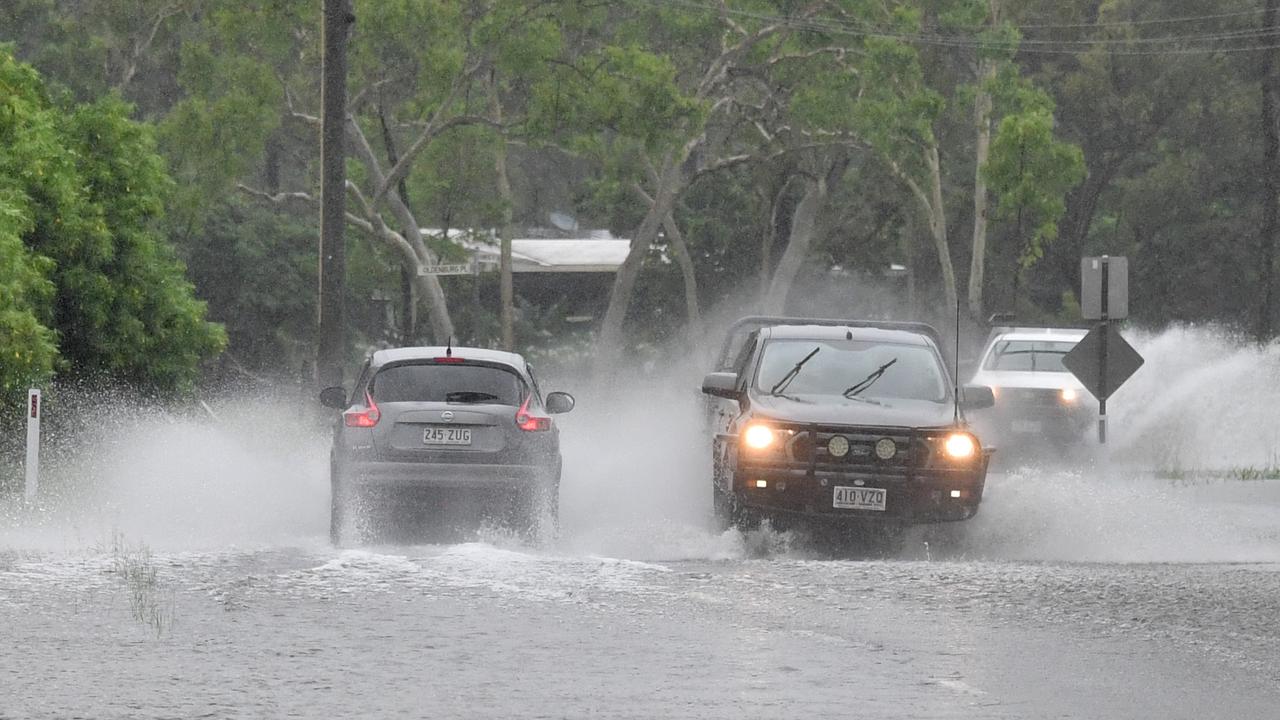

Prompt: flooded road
[4,328,1280,718]
[3,532,1279,719]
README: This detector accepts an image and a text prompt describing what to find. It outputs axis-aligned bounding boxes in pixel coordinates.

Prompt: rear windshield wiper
[445,391,501,403]
[843,358,897,398]
[769,347,820,396]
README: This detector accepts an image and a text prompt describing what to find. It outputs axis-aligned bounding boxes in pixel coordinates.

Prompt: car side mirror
[319,386,348,409]
[960,384,995,410]
[545,391,575,414]
[701,372,740,399]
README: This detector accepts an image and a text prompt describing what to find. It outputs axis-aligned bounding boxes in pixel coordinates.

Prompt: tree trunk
[378,98,419,346]
[925,143,959,316]
[1260,0,1280,343]
[760,178,790,305]
[763,159,847,314]
[968,53,998,320]
[387,199,454,343]
[345,117,455,343]
[661,211,701,342]
[400,265,416,344]
[490,77,515,350]
[596,152,683,371]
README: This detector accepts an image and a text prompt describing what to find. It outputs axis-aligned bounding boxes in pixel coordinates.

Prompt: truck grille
[786,427,926,469]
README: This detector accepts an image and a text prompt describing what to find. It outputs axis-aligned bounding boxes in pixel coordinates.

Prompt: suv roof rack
[715,315,945,369]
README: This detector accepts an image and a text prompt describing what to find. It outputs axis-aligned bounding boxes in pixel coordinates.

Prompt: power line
[1017,6,1269,30]
[633,0,1280,56]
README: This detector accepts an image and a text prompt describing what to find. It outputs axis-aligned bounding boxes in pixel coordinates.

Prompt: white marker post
[25,388,40,502]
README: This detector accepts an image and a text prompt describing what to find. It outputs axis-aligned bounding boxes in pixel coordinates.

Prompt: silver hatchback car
[319,346,574,544]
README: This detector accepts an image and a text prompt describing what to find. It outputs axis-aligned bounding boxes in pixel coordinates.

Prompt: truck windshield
[755,339,947,402]
[983,340,1077,372]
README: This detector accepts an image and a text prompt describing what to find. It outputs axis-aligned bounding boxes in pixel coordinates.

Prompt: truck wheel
[712,477,733,531]
[712,452,734,531]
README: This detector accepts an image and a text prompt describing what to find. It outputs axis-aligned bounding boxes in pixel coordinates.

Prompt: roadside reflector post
[25,388,41,502]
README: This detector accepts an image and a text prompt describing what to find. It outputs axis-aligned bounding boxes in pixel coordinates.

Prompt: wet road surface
[2,534,1278,719]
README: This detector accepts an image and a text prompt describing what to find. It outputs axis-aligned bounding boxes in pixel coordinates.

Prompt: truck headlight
[742,424,776,450]
[943,433,977,459]
[1060,387,1079,403]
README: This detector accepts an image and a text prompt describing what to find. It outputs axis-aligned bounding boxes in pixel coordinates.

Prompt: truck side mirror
[960,384,995,410]
[701,372,740,399]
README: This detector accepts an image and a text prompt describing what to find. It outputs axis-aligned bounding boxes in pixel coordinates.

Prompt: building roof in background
[502,239,631,273]
[421,229,631,273]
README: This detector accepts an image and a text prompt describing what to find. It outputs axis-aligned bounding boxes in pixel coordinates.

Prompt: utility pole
[318,0,353,387]
[1259,0,1280,343]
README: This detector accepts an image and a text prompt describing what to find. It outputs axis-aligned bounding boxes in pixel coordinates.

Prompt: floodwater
[3,327,1280,718]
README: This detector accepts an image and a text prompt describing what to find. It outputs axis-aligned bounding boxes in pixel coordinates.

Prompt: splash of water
[1,325,1277,564]
[0,392,329,551]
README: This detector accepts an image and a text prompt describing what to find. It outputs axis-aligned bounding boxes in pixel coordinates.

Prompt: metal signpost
[1063,256,1145,444]
[25,388,40,502]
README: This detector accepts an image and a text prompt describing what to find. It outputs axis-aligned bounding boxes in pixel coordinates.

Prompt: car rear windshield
[370,363,525,405]
[983,340,1077,372]
[755,339,947,402]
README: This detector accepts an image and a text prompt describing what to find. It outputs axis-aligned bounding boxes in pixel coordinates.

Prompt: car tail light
[433,356,466,364]
[515,395,551,432]
[344,391,380,427]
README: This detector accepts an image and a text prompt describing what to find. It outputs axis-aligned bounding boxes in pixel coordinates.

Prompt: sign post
[1065,256,1143,444]
[25,388,40,502]
[1099,258,1110,443]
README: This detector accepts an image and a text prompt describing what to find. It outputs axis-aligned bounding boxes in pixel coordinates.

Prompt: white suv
[968,326,1094,446]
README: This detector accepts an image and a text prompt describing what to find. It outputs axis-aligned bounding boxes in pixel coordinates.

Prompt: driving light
[755,479,768,488]
[743,424,776,450]
[1060,387,1078,403]
[943,433,977,459]
[828,435,850,458]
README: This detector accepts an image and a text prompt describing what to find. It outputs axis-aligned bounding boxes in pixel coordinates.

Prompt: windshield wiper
[843,358,897,398]
[769,346,820,396]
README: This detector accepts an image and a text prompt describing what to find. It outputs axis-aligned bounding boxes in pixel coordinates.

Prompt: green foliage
[984,105,1086,268]
[184,198,315,371]
[10,0,1280,357]
[0,49,224,401]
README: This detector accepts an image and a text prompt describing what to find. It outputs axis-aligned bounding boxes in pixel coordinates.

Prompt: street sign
[1062,323,1144,402]
[1081,256,1129,320]
[418,261,476,276]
